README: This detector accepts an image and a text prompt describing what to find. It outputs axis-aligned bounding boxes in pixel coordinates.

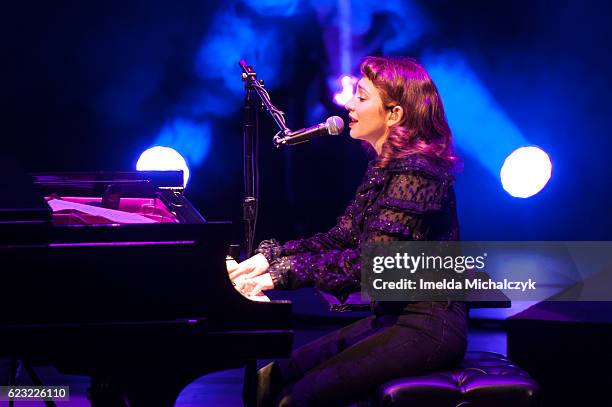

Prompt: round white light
[333,75,358,106]
[500,146,552,198]
[136,146,190,187]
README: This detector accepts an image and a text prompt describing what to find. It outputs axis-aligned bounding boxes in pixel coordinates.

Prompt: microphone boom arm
[239,59,291,138]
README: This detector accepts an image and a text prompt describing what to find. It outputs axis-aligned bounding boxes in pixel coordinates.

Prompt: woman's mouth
[349,117,358,127]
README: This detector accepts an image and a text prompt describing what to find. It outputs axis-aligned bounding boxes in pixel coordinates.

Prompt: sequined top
[256,153,459,302]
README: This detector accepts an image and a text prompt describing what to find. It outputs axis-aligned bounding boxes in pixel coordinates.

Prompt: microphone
[273,116,345,147]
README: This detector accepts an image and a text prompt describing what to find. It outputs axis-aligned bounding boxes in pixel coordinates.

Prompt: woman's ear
[387,106,404,126]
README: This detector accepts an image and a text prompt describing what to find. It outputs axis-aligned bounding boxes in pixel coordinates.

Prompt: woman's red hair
[360,56,458,170]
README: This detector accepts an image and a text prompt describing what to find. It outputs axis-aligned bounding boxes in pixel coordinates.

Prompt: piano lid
[32,170,184,190]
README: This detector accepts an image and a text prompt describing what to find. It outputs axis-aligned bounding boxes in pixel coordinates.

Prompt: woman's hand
[227,253,270,282]
[234,273,275,297]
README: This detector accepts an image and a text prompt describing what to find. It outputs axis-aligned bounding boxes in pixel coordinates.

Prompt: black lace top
[256,153,459,303]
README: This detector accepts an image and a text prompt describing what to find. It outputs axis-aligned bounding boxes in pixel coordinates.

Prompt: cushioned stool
[373,351,539,407]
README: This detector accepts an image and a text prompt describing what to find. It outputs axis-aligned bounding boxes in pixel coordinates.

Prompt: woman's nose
[344,98,355,111]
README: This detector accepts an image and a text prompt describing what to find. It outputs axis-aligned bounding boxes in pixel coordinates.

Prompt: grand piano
[0,164,293,406]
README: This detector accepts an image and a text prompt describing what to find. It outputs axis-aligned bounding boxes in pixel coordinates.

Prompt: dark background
[2,0,611,244]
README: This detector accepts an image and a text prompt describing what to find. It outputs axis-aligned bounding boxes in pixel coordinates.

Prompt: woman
[229,56,467,407]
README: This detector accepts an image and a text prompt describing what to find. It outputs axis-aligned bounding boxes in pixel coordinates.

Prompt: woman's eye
[357,96,366,101]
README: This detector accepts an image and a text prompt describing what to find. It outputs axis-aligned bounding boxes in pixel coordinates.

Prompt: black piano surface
[0,167,293,406]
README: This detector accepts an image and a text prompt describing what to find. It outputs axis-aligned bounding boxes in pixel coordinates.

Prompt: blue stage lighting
[136,146,190,188]
[194,8,286,100]
[244,0,301,16]
[423,52,529,177]
[500,146,552,198]
[154,118,211,167]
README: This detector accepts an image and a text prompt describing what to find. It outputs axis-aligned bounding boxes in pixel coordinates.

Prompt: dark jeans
[257,301,468,407]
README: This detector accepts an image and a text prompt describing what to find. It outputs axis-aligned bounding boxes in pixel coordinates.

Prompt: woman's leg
[277,304,467,407]
[258,315,395,406]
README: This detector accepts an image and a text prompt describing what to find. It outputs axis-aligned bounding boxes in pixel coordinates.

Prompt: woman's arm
[255,163,381,263]
[267,169,451,300]
[255,200,360,262]
[229,186,366,283]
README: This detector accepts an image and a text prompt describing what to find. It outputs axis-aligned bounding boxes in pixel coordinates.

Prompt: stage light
[500,146,552,198]
[333,75,357,106]
[136,146,190,188]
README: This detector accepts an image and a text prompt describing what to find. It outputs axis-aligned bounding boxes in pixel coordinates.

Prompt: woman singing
[228,56,467,407]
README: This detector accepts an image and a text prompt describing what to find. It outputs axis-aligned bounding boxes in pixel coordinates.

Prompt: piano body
[0,168,293,406]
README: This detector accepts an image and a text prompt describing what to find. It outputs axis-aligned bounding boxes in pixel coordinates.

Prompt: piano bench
[365,351,539,407]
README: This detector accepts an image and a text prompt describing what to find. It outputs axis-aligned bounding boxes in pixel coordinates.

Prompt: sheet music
[47,198,157,224]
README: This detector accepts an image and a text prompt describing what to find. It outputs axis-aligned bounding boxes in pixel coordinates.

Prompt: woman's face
[345,77,390,149]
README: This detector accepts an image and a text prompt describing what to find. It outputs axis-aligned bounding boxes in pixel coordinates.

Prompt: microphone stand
[238,60,291,407]
[241,70,257,260]
[239,60,291,257]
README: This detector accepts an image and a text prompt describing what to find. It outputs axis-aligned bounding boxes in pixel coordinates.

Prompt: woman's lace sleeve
[254,205,359,264]
[255,176,370,264]
[267,170,449,299]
